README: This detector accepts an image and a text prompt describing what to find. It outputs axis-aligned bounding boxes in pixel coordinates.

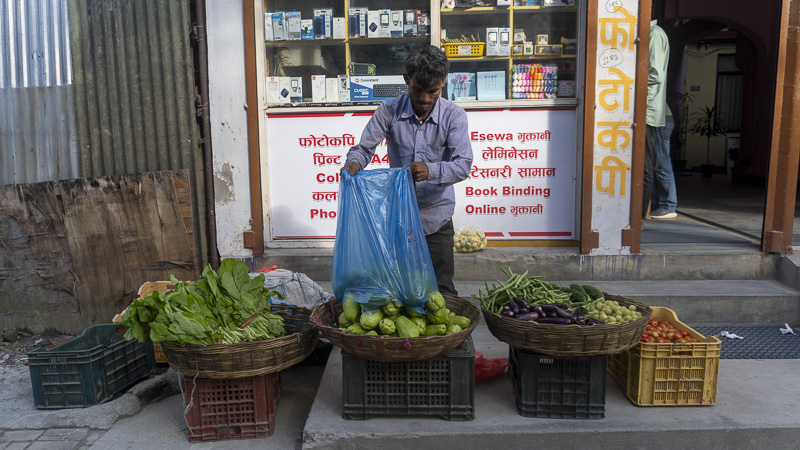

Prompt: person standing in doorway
[651,105,677,218]
[643,19,677,219]
[341,45,473,295]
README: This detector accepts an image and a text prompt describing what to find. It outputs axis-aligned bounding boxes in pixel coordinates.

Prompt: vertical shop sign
[590,0,639,254]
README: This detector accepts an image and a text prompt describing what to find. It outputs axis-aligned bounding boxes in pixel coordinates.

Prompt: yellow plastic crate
[608,307,720,406]
[442,42,485,57]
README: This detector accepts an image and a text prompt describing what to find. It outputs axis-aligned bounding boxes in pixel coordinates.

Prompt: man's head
[403,45,450,120]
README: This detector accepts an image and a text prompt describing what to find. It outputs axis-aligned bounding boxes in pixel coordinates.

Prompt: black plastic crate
[28,324,156,409]
[509,346,606,419]
[183,372,281,442]
[342,336,475,421]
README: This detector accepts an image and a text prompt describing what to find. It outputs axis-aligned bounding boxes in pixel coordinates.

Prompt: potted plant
[688,106,727,177]
[671,92,694,172]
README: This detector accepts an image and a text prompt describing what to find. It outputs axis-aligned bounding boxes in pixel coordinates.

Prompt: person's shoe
[650,209,677,219]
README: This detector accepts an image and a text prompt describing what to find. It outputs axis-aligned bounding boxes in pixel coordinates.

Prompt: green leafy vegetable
[120,259,287,346]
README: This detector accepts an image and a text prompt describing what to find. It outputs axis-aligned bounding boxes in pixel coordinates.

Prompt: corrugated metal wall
[0,0,78,185]
[68,0,207,271]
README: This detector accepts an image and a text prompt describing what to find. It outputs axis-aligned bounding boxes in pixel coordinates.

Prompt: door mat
[692,326,800,359]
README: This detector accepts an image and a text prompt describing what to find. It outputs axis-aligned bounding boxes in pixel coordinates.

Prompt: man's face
[403,73,443,121]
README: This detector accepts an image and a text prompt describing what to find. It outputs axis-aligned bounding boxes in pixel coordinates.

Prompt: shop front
[218,0,649,259]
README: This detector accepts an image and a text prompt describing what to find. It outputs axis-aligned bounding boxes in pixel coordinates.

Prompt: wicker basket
[310,294,481,362]
[160,303,318,378]
[482,294,652,356]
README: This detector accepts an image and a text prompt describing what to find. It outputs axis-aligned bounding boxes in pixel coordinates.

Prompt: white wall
[206,2,252,259]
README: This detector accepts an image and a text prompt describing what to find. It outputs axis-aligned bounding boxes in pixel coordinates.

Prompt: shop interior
[642,3,800,249]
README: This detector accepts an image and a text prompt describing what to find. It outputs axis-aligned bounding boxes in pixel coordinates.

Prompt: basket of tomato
[607,307,721,406]
[640,317,697,344]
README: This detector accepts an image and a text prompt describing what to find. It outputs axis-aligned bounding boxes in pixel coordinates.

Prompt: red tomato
[649,319,659,327]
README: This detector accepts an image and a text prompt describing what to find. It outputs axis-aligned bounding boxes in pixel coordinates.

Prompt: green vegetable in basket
[569,284,591,303]
[425,291,446,312]
[120,259,286,346]
[379,318,396,335]
[346,323,368,334]
[338,312,352,328]
[449,315,471,329]
[343,295,360,323]
[428,308,451,325]
[581,285,604,301]
[404,306,425,318]
[360,309,384,330]
[365,330,378,336]
[445,324,462,335]
[382,300,403,316]
[424,324,447,336]
[411,317,428,334]
[396,316,420,338]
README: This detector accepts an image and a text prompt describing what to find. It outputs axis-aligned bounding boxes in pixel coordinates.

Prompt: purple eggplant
[571,307,587,324]
[516,312,540,321]
[555,307,572,319]
[540,304,557,314]
[537,317,572,325]
[507,301,520,315]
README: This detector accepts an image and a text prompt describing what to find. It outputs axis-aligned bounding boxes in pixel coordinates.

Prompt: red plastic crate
[182,372,281,442]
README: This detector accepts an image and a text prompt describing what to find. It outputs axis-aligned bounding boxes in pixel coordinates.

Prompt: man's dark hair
[405,45,450,87]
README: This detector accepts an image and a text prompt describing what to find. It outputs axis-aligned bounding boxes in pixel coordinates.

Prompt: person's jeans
[425,219,457,296]
[650,115,677,212]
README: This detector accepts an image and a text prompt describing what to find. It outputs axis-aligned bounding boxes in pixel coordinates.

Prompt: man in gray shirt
[644,19,676,219]
[341,45,474,294]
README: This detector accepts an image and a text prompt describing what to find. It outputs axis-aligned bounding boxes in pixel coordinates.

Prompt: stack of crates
[28,324,156,409]
[182,372,282,442]
[341,336,475,421]
[508,346,607,419]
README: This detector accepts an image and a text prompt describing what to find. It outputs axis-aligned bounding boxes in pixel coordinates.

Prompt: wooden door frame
[763,0,800,254]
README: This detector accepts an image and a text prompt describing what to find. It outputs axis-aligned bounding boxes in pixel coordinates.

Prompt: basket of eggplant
[476,268,652,356]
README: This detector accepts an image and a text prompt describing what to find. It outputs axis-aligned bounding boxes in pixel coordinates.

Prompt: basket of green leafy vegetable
[119,259,318,378]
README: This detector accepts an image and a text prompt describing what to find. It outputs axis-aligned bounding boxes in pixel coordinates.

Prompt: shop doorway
[641,3,800,249]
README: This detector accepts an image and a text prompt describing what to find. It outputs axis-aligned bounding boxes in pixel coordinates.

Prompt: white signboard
[266,109,576,240]
[590,0,640,253]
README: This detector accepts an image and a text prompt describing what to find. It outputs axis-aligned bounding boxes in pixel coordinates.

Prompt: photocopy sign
[266,108,577,240]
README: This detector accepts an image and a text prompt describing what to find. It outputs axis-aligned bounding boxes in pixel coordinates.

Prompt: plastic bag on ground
[248,269,332,310]
[475,351,508,382]
[331,168,438,313]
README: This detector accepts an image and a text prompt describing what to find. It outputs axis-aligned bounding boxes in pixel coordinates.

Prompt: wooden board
[0,170,196,333]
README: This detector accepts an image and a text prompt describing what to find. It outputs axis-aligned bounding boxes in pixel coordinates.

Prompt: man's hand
[341,162,360,176]
[409,162,429,182]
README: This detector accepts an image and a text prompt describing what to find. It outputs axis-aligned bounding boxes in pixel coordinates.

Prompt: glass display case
[439,1,580,103]
[262,1,582,107]
[263,0,431,105]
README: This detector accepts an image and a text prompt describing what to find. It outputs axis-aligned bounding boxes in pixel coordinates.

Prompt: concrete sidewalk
[2,323,799,450]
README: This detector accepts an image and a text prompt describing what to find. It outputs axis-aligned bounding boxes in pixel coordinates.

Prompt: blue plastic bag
[331,167,438,313]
